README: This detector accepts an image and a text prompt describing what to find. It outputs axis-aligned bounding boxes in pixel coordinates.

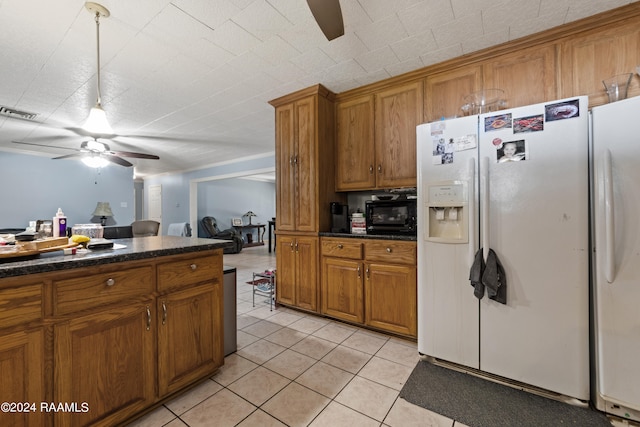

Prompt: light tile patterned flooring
[127,245,466,427]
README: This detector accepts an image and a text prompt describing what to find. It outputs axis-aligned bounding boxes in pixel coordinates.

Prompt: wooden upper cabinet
[560,20,640,107]
[425,65,483,122]
[483,44,558,109]
[273,96,317,233]
[294,96,318,232]
[275,103,296,232]
[271,85,341,233]
[335,95,375,191]
[374,81,423,189]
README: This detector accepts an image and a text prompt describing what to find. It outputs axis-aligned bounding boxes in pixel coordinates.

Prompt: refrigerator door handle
[468,157,477,267]
[604,149,616,283]
[481,157,490,262]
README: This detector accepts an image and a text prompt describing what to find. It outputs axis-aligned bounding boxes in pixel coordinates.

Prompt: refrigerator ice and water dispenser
[424,181,468,243]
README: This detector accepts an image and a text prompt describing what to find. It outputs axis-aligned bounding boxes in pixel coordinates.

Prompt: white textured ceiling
[0,0,636,177]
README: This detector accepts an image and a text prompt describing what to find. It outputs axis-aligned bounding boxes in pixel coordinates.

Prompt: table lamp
[243,211,257,225]
[92,202,114,226]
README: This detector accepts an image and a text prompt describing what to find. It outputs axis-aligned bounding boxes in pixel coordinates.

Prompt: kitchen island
[0,236,230,427]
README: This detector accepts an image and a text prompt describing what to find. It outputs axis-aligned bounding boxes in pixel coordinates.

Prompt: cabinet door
[322,257,364,323]
[425,66,483,122]
[54,302,155,427]
[275,103,296,232]
[375,81,422,188]
[365,263,417,337]
[560,21,640,107]
[275,235,296,306]
[0,329,44,427]
[294,96,318,232]
[294,236,319,312]
[483,44,557,109]
[158,283,222,396]
[335,95,375,191]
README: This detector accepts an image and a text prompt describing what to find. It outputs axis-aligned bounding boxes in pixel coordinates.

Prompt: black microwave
[365,199,417,235]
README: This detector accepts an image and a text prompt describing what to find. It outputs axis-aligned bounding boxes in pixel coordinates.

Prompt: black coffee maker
[330,202,349,233]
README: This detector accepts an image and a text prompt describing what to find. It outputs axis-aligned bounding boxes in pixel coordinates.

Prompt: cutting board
[21,237,69,250]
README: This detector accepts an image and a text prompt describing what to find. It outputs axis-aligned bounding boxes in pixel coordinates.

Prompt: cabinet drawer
[321,239,363,259]
[54,266,153,315]
[365,240,416,265]
[0,284,43,328]
[157,253,221,292]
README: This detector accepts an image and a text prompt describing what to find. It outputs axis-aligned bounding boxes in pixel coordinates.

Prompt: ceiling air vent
[0,106,38,120]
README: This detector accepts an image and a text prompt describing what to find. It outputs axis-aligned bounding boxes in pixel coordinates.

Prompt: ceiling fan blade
[12,140,82,152]
[307,0,344,41]
[103,154,133,167]
[110,151,159,160]
[65,127,116,140]
[52,153,82,160]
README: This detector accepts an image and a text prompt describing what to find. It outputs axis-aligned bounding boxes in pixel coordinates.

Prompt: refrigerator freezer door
[477,97,590,400]
[417,116,480,368]
[592,96,640,418]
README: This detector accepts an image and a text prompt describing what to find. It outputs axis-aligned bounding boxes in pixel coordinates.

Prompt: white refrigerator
[417,96,590,401]
[591,95,640,421]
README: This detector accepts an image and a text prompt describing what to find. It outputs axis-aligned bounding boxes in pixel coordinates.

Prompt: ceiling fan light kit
[81,153,109,168]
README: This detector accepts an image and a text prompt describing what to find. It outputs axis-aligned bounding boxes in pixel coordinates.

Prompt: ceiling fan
[11,2,161,168]
[307,0,344,41]
[12,139,159,168]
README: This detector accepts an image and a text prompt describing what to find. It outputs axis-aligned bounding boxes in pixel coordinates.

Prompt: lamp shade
[92,202,113,217]
[83,104,113,135]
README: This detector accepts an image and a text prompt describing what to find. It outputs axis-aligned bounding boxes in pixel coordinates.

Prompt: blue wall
[143,153,275,236]
[197,178,275,239]
[0,152,135,229]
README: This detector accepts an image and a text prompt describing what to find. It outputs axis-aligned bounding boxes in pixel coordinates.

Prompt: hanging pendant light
[82,2,113,135]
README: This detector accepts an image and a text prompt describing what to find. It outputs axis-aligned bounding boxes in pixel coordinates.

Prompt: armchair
[201,216,243,254]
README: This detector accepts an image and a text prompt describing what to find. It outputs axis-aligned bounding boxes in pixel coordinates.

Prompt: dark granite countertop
[0,236,231,279]
[319,232,416,242]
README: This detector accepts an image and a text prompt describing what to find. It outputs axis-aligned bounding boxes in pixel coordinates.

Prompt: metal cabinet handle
[106,278,115,286]
[386,247,392,253]
[290,241,294,251]
[366,267,370,279]
[377,164,382,174]
[369,165,374,174]
[146,305,151,331]
[357,265,361,278]
[337,244,343,249]
[295,242,299,252]
[162,301,167,325]
[190,263,197,270]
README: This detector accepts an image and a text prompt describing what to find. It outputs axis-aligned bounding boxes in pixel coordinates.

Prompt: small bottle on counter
[53,208,67,238]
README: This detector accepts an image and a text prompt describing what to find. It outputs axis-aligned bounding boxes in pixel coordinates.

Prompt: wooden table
[232,224,266,247]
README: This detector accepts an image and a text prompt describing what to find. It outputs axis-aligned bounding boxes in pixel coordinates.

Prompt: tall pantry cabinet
[269,85,344,313]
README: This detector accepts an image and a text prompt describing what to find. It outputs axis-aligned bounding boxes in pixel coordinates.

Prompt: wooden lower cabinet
[321,257,364,323]
[0,328,45,427]
[0,247,224,427]
[320,237,417,338]
[157,283,222,397]
[276,234,319,312]
[54,302,155,427]
[365,262,417,337]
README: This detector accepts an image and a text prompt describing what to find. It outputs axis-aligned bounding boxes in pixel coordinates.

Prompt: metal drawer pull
[106,278,115,286]
[190,264,197,270]
[162,301,167,325]
[146,305,151,331]
[386,247,392,253]
[357,266,361,278]
[337,244,343,249]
